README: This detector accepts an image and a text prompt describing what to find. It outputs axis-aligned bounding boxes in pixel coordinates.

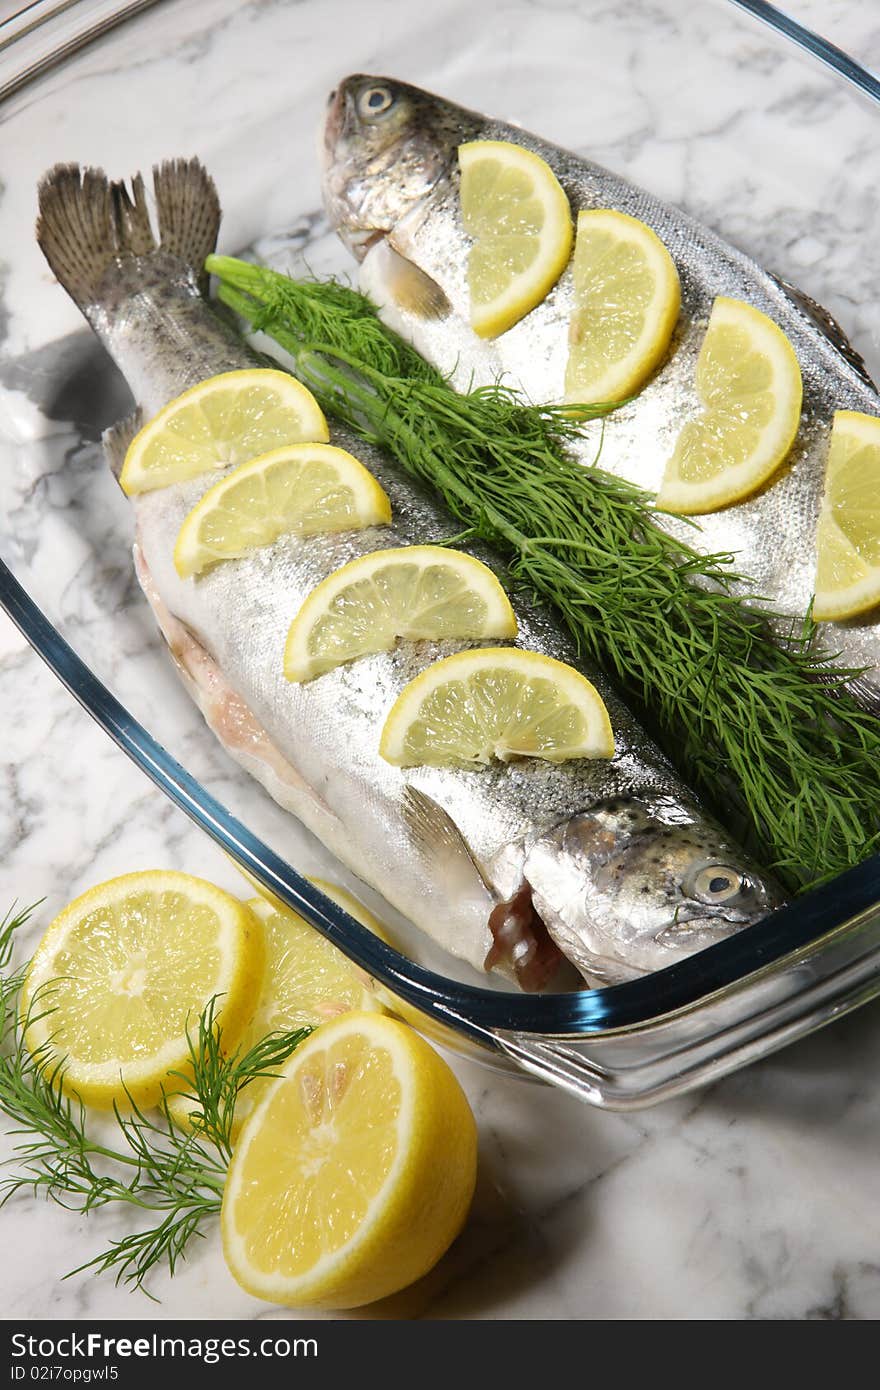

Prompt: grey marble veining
[1,0,880,1321]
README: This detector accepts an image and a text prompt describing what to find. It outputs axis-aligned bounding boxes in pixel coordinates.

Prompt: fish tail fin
[37,159,220,311]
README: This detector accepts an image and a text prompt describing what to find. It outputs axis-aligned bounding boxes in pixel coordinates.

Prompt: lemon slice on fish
[173,443,392,578]
[20,871,262,1110]
[168,882,386,1138]
[221,1011,477,1309]
[379,647,614,767]
[120,369,329,496]
[284,546,517,682]
[459,140,573,338]
[656,297,802,515]
[564,209,680,405]
[813,411,880,621]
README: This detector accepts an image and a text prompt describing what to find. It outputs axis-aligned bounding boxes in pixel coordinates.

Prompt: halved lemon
[283,546,517,682]
[21,871,263,1110]
[168,882,386,1136]
[564,209,680,405]
[656,297,802,514]
[173,443,391,578]
[221,1011,477,1309]
[119,369,329,496]
[459,139,573,338]
[379,646,615,767]
[813,410,880,621]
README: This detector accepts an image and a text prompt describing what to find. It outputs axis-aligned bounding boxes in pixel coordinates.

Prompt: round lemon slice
[459,139,573,338]
[119,369,329,496]
[379,646,615,767]
[813,410,880,621]
[564,209,680,405]
[173,443,391,578]
[21,871,262,1110]
[283,545,517,683]
[656,297,802,515]
[221,1011,477,1309]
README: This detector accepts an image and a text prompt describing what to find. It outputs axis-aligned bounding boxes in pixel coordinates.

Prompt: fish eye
[358,85,395,119]
[690,865,748,904]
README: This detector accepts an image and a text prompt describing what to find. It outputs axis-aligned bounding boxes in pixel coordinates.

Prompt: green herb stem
[0,906,310,1293]
[207,256,880,890]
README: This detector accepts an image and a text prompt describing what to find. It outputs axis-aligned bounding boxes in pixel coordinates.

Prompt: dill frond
[0,908,310,1293]
[207,255,880,891]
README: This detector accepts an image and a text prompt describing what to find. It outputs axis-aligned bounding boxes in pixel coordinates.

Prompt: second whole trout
[36,159,781,990]
[322,75,880,707]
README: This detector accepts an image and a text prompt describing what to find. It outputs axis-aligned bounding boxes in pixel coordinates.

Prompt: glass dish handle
[496,900,880,1108]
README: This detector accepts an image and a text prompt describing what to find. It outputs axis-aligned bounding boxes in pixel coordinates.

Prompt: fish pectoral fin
[770,273,877,390]
[363,239,452,321]
[102,408,144,482]
[401,785,494,899]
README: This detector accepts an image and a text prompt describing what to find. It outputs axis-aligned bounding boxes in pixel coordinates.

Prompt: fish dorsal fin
[37,160,220,311]
[363,239,452,321]
[771,273,877,391]
[102,408,143,482]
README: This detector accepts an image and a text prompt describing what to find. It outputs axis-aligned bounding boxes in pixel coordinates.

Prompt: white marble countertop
[1,0,880,1321]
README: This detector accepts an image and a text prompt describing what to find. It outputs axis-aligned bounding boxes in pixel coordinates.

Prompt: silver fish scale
[138,411,697,894]
[359,115,880,691]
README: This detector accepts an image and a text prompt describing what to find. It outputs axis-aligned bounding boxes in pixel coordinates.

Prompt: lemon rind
[172,442,392,578]
[283,546,518,683]
[459,139,574,340]
[656,296,803,515]
[563,208,681,405]
[813,409,880,621]
[21,870,261,1109]
[378,646,615,767]
[119,369,330,497]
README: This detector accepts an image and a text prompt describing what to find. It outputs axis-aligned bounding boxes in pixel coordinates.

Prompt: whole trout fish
[36,159,780,989]
[321,75,880,706]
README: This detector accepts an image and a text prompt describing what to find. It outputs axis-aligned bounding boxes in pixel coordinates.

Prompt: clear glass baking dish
[1,0,879,1107]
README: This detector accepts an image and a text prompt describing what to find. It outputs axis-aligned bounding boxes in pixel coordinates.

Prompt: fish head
[522,798,782,986]
[323,74,471,257]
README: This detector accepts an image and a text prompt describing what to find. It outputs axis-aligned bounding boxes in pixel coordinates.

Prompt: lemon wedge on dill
[221,1011,477,1309]
[379,647,614,767]
[656,297,802,515]
[173,443,391,578]
[813,410,880,621]
[284,546,517,682]
[120,369,329,496]
[564,209,680,405]
[459,140,573,338]
[21,871,262,1110]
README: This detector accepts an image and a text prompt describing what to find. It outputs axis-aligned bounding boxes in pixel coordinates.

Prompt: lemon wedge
[459,139,573,338]
[168,881,386,1137]
[564,209,680,404]
[173,443,391,578]
[283,546,517,682]
[221,1011,477,1309]
[379,646,614,767]
[119,369,329,496]
[656,297,802,514]
[813,410,880,621]
[21,871,262,1110]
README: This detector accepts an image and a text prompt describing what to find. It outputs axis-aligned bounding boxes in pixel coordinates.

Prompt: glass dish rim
[1,0,880,1051]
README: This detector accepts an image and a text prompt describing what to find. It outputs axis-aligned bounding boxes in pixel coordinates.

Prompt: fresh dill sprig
[207,255,880,891]
[0,909,310,1293]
